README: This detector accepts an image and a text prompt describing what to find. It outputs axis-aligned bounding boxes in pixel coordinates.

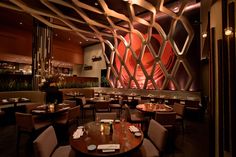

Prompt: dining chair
[109,99,123,117]
[155,111,176,130]
[173,103,185,133]
[80,96,95,120]
[15,112,51,153]
[124,104,147,131]
[33,125,75,157]
[155,111,177,152]
[94,100,110,112]
[139,119,168,157]
[55,106,80,127]
[95,112,117,120]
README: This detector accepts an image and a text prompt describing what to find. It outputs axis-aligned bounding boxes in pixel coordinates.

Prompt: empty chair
[33,126,75,157]
[124,104,147,130]
[55,106,80,127]
[173,103,185,133]
[155,111,176,129]
[139,119,168,157]
[96,112,117,120]
[15,112,51,152]
[94,100,110,112]
[80,97,94,120]
[109,99,123,117]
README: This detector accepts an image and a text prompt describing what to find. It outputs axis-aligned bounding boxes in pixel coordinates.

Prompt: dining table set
[70,120,144,156]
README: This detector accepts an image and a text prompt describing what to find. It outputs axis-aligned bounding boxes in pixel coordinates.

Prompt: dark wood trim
[209,27,215,157]
[217,39,224,156]
[228,2,235,157]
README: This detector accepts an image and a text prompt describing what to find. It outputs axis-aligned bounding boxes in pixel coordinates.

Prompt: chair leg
[16,131,21,154]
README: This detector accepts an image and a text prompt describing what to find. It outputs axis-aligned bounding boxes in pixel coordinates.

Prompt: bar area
[0,0,235,157]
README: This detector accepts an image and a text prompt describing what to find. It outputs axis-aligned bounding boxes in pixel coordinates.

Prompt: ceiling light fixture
[224,27,233,36]
[94,2,98,6]
[202,32,207,38]
[19,22,23,25]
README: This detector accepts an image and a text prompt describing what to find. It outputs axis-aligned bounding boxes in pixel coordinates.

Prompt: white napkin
[2,99,8,103]
[97,144,120,150]
[100,119,114,123]
[164,105,172,109]
[129,126,139,133]
[73,128,83,139]
[32,110,45,113]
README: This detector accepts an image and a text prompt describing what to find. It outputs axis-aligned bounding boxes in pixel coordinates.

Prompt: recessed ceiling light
[19,22,23,25]
[79,41,82,44]
[95,2,98,6]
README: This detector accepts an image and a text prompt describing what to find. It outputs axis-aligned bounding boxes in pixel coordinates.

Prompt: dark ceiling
[0,0,198,48]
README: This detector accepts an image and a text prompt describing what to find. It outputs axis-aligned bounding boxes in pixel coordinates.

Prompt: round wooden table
[70,121,144,157]
[136,103,173,118]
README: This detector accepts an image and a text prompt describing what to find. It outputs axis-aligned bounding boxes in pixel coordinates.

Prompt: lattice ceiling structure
[0,0,200,91]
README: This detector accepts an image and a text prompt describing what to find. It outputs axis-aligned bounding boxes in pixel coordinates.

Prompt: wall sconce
[92,56,102,62]
[224,27,233,36]
[201,32,208,38]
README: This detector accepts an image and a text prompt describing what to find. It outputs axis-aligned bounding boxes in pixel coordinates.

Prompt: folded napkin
[129,126,139,133]
[32,110,45,113]
[97,144,120,150]
[164,105,172,109]
[59,107,70,111]
[73,128,83,139]
[100,119,114,123]
[21,98,29,101]
[2,99,8,103]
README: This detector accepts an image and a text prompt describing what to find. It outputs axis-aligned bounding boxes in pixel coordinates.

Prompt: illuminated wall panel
[0,0,200,91]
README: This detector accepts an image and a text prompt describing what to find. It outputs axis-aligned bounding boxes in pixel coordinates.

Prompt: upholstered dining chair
[15,112,51,153]
[33,126,75,157]
[55,106,80,127]
[139,119,168,157]
[80,96,95,120]
[94,100,110,112]
[155,111,176,130]
[95,112,117,120]
[173,103,185,133]
[109,99,123,117]
[124,104,147,131]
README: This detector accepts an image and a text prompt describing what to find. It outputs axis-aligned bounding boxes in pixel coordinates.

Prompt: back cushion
[148,119,168,152]
[34,126,57,157]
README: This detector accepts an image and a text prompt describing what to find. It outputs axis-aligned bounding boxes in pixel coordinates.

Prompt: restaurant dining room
[0,0,235,157]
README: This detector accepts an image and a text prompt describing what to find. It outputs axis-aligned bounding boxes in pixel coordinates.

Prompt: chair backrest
[94,101,110,112]
[173,103,185,117]
[148,119,168,152]
[155,111,176,126]
[68,106,80,122]
[15,112,34,132]
[33,126,58,157]
[81,97,86,105]
[123,104,131,122]
[96,112,117,120]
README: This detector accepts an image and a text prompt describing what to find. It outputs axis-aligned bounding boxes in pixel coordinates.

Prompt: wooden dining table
[136,103,173,118]
[31,103,71,115]
[0,97,30,109]
[70,121,144,157]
